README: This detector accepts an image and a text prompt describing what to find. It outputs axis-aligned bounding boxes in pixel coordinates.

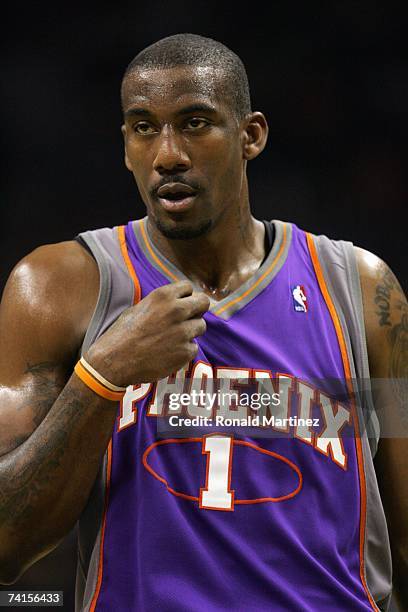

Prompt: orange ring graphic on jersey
[306,232,378,611]
[142,437,303,505]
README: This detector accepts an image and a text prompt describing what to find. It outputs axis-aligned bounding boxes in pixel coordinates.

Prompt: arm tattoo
[23,361,64,428]
[374,263,408,404]
[374,266,406,327]
[389,313,408,405]
[0,362,65,456]
[0,361,76,531]
[0,385,84,533]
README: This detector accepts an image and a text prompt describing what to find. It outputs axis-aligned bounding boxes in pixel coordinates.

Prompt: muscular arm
[0,241,116,582]
[356,247,408,610]
[0,241,209,584]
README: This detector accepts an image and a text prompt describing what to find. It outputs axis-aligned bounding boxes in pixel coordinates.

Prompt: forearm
[0,373,117,583]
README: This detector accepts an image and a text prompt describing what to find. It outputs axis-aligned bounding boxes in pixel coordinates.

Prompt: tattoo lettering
[374,265,406,327]
[389,313,408,405]
[375,269,398,326]
[374,262,408,416]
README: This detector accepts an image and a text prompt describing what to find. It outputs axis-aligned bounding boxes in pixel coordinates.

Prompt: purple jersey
[76,218,391,611]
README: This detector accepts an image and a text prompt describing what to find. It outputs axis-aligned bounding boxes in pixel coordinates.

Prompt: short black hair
[121,33,252,119]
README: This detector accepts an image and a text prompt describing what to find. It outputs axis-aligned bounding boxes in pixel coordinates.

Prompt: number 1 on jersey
[199,435,235,511]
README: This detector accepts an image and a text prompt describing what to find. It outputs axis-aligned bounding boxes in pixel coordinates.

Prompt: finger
[178,293,211,319]
[154,280,194,300]
[170,280,194,298]
[187,341,199,360]
[184,317,207,339]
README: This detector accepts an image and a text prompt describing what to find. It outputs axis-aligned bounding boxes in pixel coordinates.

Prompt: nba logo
[292,285,308,312]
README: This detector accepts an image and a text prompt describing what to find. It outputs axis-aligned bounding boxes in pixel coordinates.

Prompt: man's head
[121,34,268,240]
[121,33,252,121]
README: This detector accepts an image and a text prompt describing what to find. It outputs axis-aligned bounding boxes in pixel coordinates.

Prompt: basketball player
[0,34,406,611]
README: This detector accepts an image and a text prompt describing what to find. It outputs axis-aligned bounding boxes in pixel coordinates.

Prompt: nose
[153,126,191,174]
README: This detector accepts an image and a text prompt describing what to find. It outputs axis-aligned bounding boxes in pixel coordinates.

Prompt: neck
[147,197,266,301]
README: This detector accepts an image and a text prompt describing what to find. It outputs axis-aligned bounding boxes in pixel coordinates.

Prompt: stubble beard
[154,217,213,240]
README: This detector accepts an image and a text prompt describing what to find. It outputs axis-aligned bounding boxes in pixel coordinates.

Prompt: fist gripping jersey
[75,218,392,612]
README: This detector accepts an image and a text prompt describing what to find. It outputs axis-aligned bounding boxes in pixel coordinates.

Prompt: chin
[155,217,213,240]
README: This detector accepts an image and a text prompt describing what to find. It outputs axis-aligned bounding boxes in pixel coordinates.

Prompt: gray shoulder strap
[313,234,392,610]
[78,227,135,354]
[74,226,135,612]
[312,235,380,456]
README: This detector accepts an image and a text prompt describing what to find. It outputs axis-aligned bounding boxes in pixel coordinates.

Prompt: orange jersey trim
[89,441,112,612]
[140,220,179,282]
[89,226,142,610]
[214,223,288,316]
[306,232,378,611]
[139,220,288,317]
[118,225,142,304]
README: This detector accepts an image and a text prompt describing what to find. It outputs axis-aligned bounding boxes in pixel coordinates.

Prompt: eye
[133,122,157,135]
[184,118,210,130]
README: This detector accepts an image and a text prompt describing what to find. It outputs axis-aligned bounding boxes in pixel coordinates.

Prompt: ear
[121,124,133,172]
[241,112,269,161]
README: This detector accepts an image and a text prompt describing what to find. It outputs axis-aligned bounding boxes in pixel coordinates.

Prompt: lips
[156,182,198,212]
[157,182,197,200]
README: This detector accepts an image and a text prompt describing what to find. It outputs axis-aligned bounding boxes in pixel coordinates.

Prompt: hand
[85,281,210,386]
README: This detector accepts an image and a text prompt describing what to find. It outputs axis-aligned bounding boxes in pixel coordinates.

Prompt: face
[121,65,267,240]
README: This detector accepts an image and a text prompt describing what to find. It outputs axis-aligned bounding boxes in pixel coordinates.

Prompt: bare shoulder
[0,240,99,378]
[354,245,405,293]
[353,246,407,378]
[0,240,99,454]
[5,239,98,304]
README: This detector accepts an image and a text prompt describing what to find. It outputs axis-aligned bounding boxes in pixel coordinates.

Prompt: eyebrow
[177,104,217,116]
[124,103,217,120]
[124,108,151,119]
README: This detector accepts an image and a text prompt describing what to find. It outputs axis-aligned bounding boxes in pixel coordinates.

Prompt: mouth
[156,183,198,213]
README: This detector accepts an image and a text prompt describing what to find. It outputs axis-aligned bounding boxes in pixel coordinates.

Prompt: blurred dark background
[1,1,406,610]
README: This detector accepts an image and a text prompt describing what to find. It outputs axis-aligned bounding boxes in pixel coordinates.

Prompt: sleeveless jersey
[75,218,392,612]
